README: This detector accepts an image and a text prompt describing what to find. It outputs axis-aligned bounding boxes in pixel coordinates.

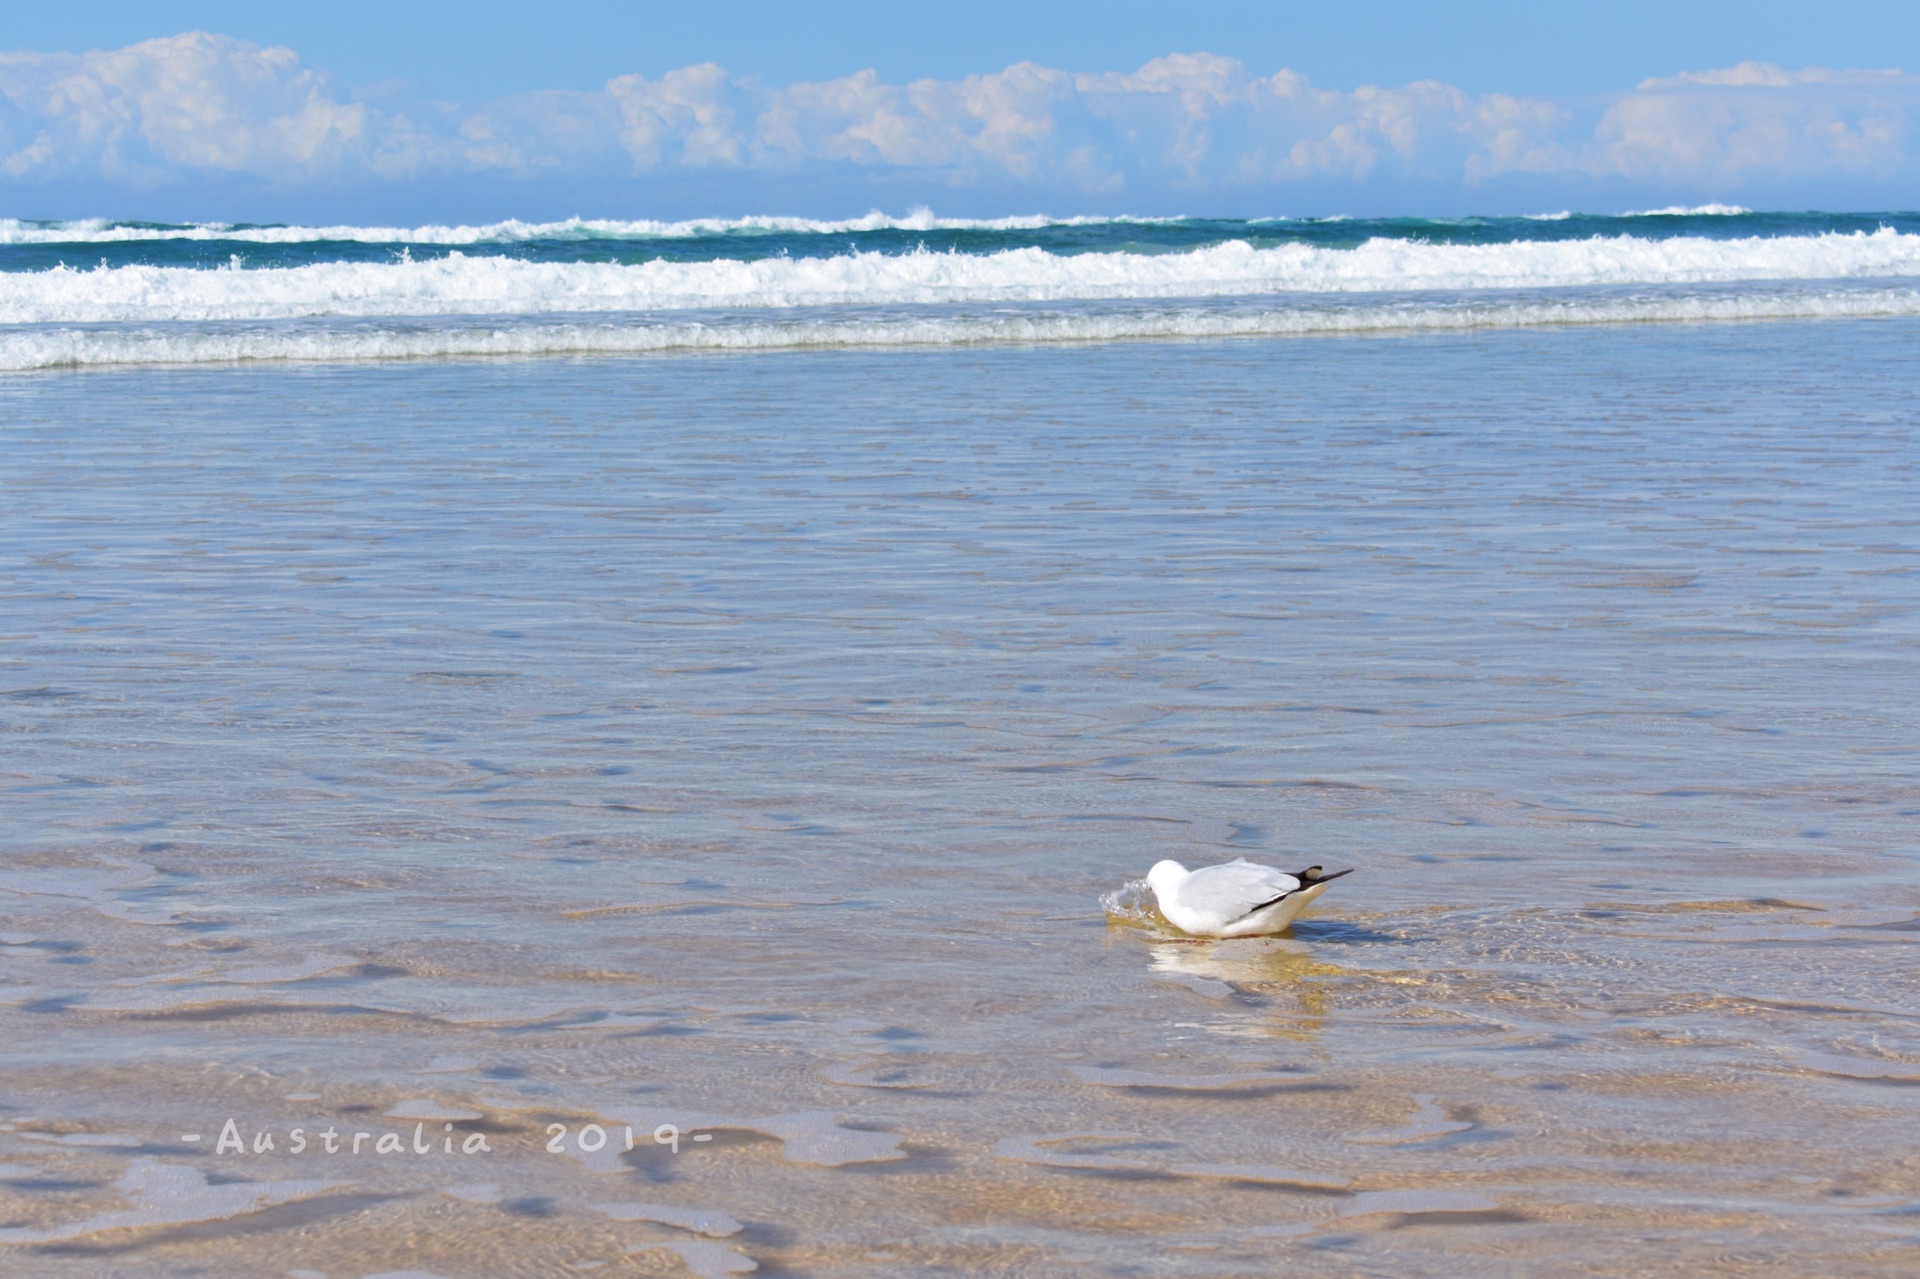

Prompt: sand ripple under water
[2,323,1917,1275]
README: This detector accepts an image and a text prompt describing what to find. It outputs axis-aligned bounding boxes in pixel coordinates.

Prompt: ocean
[1,209,1917,1276]
[6,208,1920,367]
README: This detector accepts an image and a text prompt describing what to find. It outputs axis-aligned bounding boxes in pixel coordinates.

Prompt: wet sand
[3,323,1918,1276]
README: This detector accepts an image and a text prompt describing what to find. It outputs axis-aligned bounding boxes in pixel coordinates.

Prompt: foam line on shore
[6,285,1917,371]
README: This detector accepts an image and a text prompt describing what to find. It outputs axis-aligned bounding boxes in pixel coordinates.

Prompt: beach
[2,218,1919,1275]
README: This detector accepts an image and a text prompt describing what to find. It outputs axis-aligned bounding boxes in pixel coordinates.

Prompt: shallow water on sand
[2,323,1918,1277]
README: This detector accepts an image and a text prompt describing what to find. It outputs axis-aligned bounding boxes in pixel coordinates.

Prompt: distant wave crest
[1623,204,1753,217]
[0,210,1181,247]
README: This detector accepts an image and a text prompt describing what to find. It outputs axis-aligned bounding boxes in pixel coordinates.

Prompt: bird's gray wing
[1173,860,1304,923]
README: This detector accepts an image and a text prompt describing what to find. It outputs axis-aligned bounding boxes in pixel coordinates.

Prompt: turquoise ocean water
[6,207,1920,367]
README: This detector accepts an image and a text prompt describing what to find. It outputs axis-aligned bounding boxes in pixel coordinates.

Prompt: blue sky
[3,2,1917,220]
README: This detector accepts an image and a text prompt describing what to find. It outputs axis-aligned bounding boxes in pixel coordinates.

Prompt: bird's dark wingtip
[1300,866,1355,884]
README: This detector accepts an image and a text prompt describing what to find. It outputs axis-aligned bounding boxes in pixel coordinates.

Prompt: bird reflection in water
[1146,934,1347,1039]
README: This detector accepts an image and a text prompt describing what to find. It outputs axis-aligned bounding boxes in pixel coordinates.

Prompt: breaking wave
[6,231,1919,325]
[5,213,1919,371]
[1623,204,1753,217]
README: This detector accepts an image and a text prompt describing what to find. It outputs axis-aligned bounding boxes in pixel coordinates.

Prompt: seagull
[1145,857,1353,937]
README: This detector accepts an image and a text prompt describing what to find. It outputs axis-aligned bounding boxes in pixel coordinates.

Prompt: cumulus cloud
[1,33,1916,201]
[1595,63,1914,179]
[0,32,367,181]
[607,64,740,168]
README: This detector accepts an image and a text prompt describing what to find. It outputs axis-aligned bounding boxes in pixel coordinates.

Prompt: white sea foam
[7,231,1920,371]
[1625,204,1752,216]
[0,210,1175,246]
[5,232,1916,326]
[4,285,1918,371]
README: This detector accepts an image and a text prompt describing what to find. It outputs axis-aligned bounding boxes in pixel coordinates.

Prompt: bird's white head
[1145,859,1188,900]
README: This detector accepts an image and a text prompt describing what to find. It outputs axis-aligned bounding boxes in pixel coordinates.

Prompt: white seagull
[1145,857,1353,937]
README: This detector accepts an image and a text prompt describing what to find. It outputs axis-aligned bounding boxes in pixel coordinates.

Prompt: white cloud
[1596,62,1916,179]
[607,64,740,168]
[0,32,366,182]
[1,35,1916,200]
